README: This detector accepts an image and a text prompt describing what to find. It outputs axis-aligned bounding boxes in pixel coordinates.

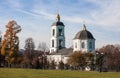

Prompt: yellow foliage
[1,20,21,64]
[5,56,9,62]
[1,46,5,55]
[10,58,15,64]
[9,51,13,57]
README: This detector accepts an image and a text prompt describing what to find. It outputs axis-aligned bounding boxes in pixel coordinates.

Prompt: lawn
[0,68,120,78]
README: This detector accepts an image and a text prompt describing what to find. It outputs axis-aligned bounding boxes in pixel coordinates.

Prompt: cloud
[3,0,120,29]
[0,0,120,49]
[82,0,120,27]
[21,0,120,31]
[5,0,22,8]
[14,0,120,48]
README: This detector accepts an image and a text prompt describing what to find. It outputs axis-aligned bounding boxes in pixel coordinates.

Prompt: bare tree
[38,42,48,52]
[98,44,120,71]
[24,37,35,68]
[24,38,35,52]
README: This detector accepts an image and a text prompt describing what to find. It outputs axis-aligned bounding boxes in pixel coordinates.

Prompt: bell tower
[50,14,65,53]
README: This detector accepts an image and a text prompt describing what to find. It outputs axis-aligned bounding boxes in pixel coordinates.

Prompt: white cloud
[5,0,22,8]
[0,0,120,49]
[27,0,120,31]
[88,0,120,27]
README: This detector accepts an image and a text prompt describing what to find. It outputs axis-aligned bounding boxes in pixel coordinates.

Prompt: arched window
[59,39,62,49]
[52,40,54,47]
[52,29,55,36]
[75,42,77,48]
[81,42,85,48]
[59,29,62,36]
[89,42,92,49]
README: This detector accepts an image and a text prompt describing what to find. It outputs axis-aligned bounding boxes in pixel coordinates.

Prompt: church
[73,24,95,52]
[47,14,95,66]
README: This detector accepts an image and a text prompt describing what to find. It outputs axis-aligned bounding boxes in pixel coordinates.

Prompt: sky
[0,0,120,50]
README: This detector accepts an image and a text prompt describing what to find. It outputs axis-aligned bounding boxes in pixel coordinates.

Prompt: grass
[0,68,120,78]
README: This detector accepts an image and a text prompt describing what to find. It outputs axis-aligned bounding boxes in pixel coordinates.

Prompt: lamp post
[96,51,104,72]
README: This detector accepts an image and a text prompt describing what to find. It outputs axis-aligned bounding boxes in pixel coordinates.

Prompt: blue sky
[0,0,120,49]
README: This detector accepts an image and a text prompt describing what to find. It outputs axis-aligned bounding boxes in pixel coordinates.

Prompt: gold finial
[56,13,60,21]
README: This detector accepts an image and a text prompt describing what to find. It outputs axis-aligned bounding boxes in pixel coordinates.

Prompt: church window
[52,40,54,47]
[59,39,62,49]
[75,42,77,48]
[89,42,92,49]
[53,29,55,36]
[81,42,85,48]
[59,29,62,36]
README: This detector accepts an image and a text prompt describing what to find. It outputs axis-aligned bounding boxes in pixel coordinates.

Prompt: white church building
[73,24,95,52]
[50,14,65,53]
[47,14,95,65]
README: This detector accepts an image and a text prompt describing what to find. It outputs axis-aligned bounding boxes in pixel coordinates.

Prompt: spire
[83,24,86,30]
[56,13,60,22]
[82,20,86,30]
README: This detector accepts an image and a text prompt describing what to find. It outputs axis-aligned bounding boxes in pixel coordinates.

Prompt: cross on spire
[82,20,86,30]
[83,24,86,30]
[56,13,60,22]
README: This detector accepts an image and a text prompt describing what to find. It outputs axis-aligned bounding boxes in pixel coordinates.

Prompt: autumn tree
[98,44,120,71]
[67,51,85,70]
[1,20,21,67]
[67,51,94,70]
[85,52,94,70]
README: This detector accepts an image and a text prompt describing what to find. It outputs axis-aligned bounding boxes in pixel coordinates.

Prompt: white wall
[50,25,65,53]
[73,39,95,52]
[73,39,80,51]
[87,39,95,52]
[47,55,69,65]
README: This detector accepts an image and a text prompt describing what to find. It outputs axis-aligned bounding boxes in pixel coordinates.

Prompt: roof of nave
[50,48,73,56]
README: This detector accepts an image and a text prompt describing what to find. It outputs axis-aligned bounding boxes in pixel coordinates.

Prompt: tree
[67,51,94,70]
[37,42,48,52]
[49,60,55,69]
[32,55,40,69]
[67,51,86,70]
[24,37,35,68]
[84,52,94,70]
[1,20,21,67]
[58,61,64,69]
[24,38,35,51]
[98,44,120,71]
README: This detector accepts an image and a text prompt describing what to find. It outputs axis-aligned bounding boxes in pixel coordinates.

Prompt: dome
[74,25,95,39]
[52,14,65,26]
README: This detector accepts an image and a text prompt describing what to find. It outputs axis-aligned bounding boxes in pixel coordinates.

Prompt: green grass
[0,68,120,78]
